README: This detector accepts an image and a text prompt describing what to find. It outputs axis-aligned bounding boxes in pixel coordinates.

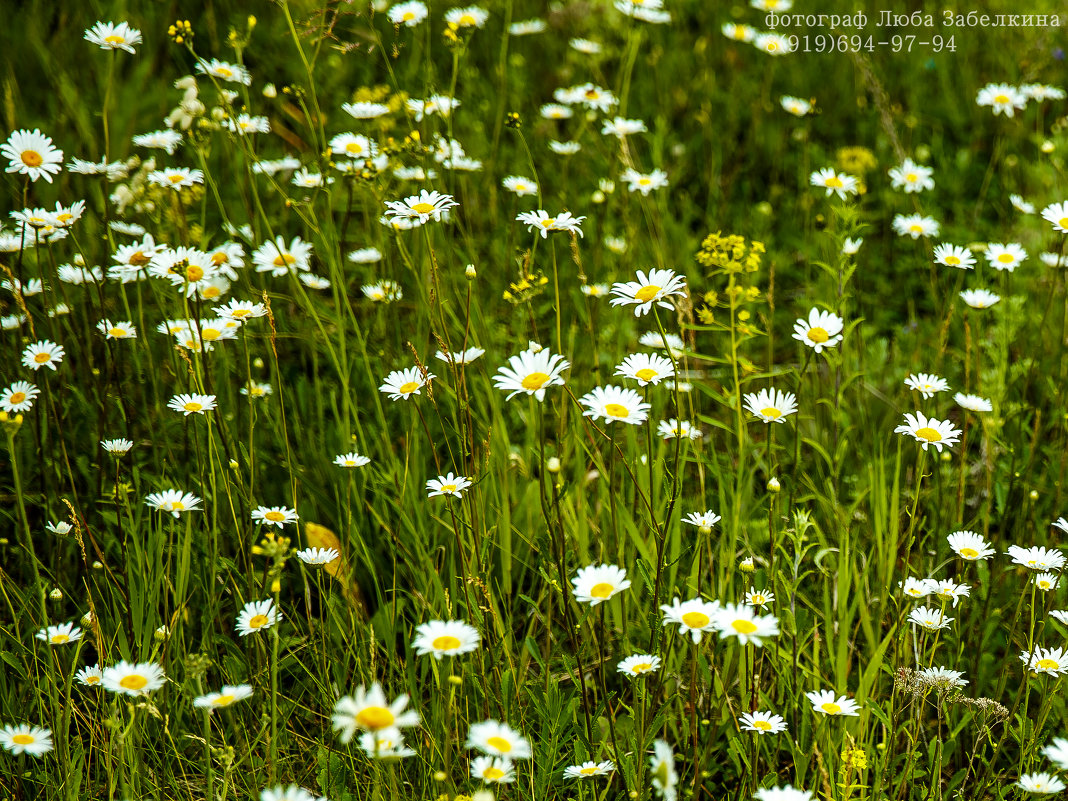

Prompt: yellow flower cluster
[694,231,764,274]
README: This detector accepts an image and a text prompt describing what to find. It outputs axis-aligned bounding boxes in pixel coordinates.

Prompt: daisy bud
[465,264,477,280]
[263,83,277,98]
[546,457,561,473]
[629,792,639,799]
[82,611,94,626]
[253,358,264,368]
[739,557,756,573]
[92,561,103,570]
[229,459,239,470]
[1043,141,1056,154]
[592,190,606,203]
[154,625,170,641]
[1031,490,1040,500]
[49,588,63,601]
[434,772,448,782]
[940,451,952,462]
[767,477,781,492]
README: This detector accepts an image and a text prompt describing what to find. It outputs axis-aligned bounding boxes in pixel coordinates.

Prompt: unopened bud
[465,264,476,280]
[546,456,561,473]
[49,588,63,601]
[767,477,781,493]
[739,557,756,573]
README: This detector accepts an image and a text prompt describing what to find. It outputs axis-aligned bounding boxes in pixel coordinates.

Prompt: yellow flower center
[522,372,550,390]
[120,674,149,691]
[183,402,203,412]
[108,327,126,338]
[356,706,395,730]
[540,218,556,228]
[945,256,960,265]
[914,426,942,442]
[265,511,285,522]
[56,213,73,223]
[909,224,922,233]
[634,284,661,302]
[402,11,416,20]
[186,265,205,281]
[398,381,419,394]
[731,619,758,634]
[753,720,772,731]
[1060,217,1068,229]
[410,202,436,214]
[202,287,221,299]
[906,172,918,182]
[21,150,43,167]
[104,34,125,44]
[821,702,841,714]
[635,368,657,381]
[994,93,1010,104]
[214,694,235,706]
[959,547,978,559]
[130,251,151,267]
[459,13,476,24]
[272,253,296,267]
[630,662,653,674]
[681,611,709,628]
[248,614,270,628]
[231,309,251,318]
[440,484,457,493]
[825,176,843,188]
[171,501,185,511]
[766,41,779,52]
[211,252,229,266]
[484,767,505,780]
[486,736,512,752]
[604,403,629,418]
[579,766,599,775]
[168,173,185,183]
[589,582,614,599]
[1040,581,1053,589]
[8,392,26,404]
[51,634,70,644]
[807,327,829,343]
[1038,659,1059,670]
[639,177,652,186]
[201,328,221,340]
[217,67,233,78]
[432,635,462,650]
[85,675,100,685]
[34,352,51,363]
[997,253,1014,264]
[345,142,364,155]
[11,734,34,745]
[760,407,782,419]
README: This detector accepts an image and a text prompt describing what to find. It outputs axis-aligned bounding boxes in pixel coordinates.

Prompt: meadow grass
[2,2,1068,801]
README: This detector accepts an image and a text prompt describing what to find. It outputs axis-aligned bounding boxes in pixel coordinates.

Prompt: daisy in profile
[615,353,675,386]
[1041,201,1068,234]
[1019,773,1068,795]
[97,320,137,339]
[435,347,486,366]
[36,622,83,645]
[426,473,472,498]
[739,711,788,735]
[251,506,299,528]
[617,654,662,678]
[362,281,403,302]
[195,58,252,85]
[683,510,721,533]
[929,579,970,607]
[84,21,143,53]
[194,684,254,710]
[985,242,1027,271]
[955,393,992,412]
[976,83,1027,116]
[502,176,538,197]
[388,1,429,26]
[745,588,774,608]
[792,308,843,353]
[660,597,721,643]
[809,168,858,200]
[1006,545,1065,571]
[101,661,166,696]
[905,373,949,399]
[235,599,281,636]
[384,190,458,223]
[333,684,419,742]
[147,167,204,189]
[805,689,861,717]
[22,340,66,371]
[467,720,531,759]
[379,366,435,401]
[1011,194,1036,214]
[359,728,416,759]
[0,725,53,757]
[579,385,651,426]
[895,412,961,452]
[621,168,669,195]
[609,268,687,316]
[649,740,677,801]
[564,761,616,779]
[334,452,371,468]
[657,419,702,440]
[780,96,812,116]
[1042,739,1068,770]
[743,388,797,423]
[2,129,64,183]
[445,6,490,28]
[947,530,995,561]
[960,289,1000,309]
[101,437,133,455]
[714,603,779,646]
[933,244,975,270]
[888,159,934,193]
[296,547,340,565]
[754,787,814,801]
[411,620,481,659]
[1021,648,1068,676]
[1035,573,1059,591]
[899,577,934,598]
[76,665,103,687]
[260,787,318,801]
[602,117,647,137]
[252,236,313,276]
[892,214,940,239]
[0,381,39,413]
[342,102,389,119]
[145,489,202,517]
[908,606,954,630]
[572,564,631,606]
[167,393,217,416]
[516,210,587,238]
[471,757,514,784]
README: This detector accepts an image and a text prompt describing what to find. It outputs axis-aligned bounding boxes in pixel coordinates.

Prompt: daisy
[516,209,587,238]
[809,168,858,200]
[683,510,722,533]
[252,236,313,276]
[1042,739,1068,770]
[657,419,702,440]
[1019,773,1068,794]
[342,101,390,119]
[753,32,792,54]
[97,320,137,339]
[22,340,65,371]
[930,579,970,607]
[892,214,940,239]
[359,729,416,759]
[617,654,662,678]
[510,18,547,35]
[745,588,775,608]
[196,58,252,85]
[621,168,669,196]
[579,385,650,426]
[334,684,419,742]
[1011,194,1036,214]
[582,283,611,298]
[334,452,371,468]
[216,299,267,321]
[754,787,814,801]
[900,577,934,598]
[564,761,616,779]
[780,96,812,116]
[985,242,1027,271]
[1043,253,1068,267]
[426,473,472,498]
[615,353,675,386]
[235,599,281,636]
[133,129,183,154]
[348,248,383,265]
[412,620,481,659]
[540,103,573,120]
[905,373,949,399]
[739,711,788,735]
[572,564,631,606]
[493,348,570,401]
[908,606,954,630]
[649,740,678,801]
[1042,202,1068,234]
[384,190,458,223]
[466,720,531,759]
[960,289,1000,309]
[362,281,403,302]
[1056,518,1068,535]
[947,531,995,561]
[471,756,515,784]
[194,685,255,709]
[167,393,217,416]
[743,388,798,423]
[260,787,318,801]
[1035,573,1059,591]
[602,117,647,137]
[570,37,601,54]
[805,689,861,716]
[330,133,378,160]
[1050,611,1068,624]
[379,366,435,401]
[251,506,299,527]
[76,665,103,687]
[723,22,757,42]
[435,347,486,366]
[101,661,166,696]
[976,83,1027,116]
[101,438,133,455]
[296,547,340,565]
[2,129,64,183]
[84,21,142,52]
[145,489,202,517]
[955,393,992,412]
[660,597,721,643]
[147,167,204,189]
[502,176,538,197]
[609,268,687,316]
[228,115,271,136]
[895,412,961,452]
[1007,545,1066,571]
[715,603,779,646]
[933,244,976,270]
[889,159,934,193]
[640,330,686,356]
[1021,648,1068,676]
[792,308,844,353]
[36,622,83,645]
[445,6,490,28]
[0,725,53,757]
[389,1,429,26]
[918,666,968,689]
[0,381,39,413]
[45,521,72,535]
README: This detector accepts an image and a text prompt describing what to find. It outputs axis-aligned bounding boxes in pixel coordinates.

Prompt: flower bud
[739,557,756,573]
[546,457,561,473]
[49,588,64,601]
[465,264,477,280]
[767,477,781,493]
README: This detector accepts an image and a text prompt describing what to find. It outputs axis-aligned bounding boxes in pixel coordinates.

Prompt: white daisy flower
[571,564,631,606]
